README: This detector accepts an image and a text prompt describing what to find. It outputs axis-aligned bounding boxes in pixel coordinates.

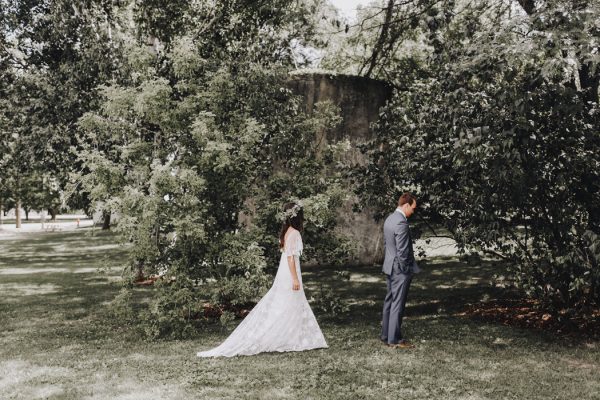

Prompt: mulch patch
[133,275,161,286]
[462,298,600,339]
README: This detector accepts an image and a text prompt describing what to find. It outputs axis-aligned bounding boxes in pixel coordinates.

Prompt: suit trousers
[381,270,412,344]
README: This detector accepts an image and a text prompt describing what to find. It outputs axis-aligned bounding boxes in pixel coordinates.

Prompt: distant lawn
[0,217,86,225]
[1,218,50,225]
[1,230,599,399]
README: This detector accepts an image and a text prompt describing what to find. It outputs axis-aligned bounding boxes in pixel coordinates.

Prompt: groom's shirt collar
[395,208,406,218]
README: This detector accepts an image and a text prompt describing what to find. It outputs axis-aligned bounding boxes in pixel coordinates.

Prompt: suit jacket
[382,210,419,275]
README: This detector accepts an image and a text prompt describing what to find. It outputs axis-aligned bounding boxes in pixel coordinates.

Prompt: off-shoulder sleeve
[284,230,303,257]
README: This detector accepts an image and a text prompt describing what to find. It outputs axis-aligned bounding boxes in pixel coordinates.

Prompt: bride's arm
[287,255,300,291]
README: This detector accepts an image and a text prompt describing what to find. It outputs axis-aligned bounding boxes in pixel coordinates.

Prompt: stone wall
[287,72,392,265]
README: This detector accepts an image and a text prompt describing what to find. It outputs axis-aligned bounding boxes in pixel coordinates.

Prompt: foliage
[6,0,598,336]
[69,0,353,337]
[209,232,271,307]
[139,278,204,340]
[108,287,136,324]
[0,0,123,216]
[355,0,600,313]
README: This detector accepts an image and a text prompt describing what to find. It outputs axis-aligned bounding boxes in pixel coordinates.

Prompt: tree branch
[483,248,511,260]
[359,0,395,78]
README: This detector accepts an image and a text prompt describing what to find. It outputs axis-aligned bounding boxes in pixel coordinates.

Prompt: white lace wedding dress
[197,229,328,357]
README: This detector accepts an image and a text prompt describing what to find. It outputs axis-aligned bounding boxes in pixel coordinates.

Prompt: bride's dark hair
[279,202,304,249]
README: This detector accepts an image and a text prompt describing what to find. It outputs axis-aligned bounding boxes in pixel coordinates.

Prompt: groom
[381,192,419,348]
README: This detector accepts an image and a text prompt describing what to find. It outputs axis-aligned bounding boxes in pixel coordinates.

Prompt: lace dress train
[197,229,328,357]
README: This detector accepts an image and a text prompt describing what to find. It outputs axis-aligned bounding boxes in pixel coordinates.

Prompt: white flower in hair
[284,204,301,218]
[279,201,303,221]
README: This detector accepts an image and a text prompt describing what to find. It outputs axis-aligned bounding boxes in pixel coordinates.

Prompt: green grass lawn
[1,230,599,399]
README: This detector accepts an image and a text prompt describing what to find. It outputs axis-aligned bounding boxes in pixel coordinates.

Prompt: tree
[0,0,124,223]
[74,0,351,337]
[354,0,600,313]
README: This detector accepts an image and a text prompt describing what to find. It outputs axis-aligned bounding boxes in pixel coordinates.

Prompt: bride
[197,202,328,357]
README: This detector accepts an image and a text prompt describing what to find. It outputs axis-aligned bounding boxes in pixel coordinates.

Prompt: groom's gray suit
[381,209,419,344]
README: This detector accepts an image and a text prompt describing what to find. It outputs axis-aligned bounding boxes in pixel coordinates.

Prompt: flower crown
[281,201,303,221]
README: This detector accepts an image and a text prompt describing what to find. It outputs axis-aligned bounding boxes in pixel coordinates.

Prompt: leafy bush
[219,311,236,329]
[138,278,203,340]
[356,2,600,314]
[108,288,136,324]
[210,232,271,306]
[75,2,354,337]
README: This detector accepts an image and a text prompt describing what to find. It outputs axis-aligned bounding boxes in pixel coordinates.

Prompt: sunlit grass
[0,230,599,399]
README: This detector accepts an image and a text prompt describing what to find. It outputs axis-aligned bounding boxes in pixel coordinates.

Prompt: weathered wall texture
[287,73,392,265]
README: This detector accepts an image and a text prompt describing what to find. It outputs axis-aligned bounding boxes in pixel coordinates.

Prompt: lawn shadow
[301,255,533,344]
[304,256,506,316]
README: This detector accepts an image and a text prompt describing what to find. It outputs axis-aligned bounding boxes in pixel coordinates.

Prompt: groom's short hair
[398,192,416,207]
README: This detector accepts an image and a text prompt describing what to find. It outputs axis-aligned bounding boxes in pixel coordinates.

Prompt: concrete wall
[287,73,393,265]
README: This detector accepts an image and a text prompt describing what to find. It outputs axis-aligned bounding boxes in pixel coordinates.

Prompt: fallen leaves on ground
[462,298,600,339]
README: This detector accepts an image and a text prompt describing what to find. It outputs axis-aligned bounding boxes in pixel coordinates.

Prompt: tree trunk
[15,199,21,228]
[102,211,111,230]
[24,208,29,221]
[49,207,57,221]
[0,200,3,226]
